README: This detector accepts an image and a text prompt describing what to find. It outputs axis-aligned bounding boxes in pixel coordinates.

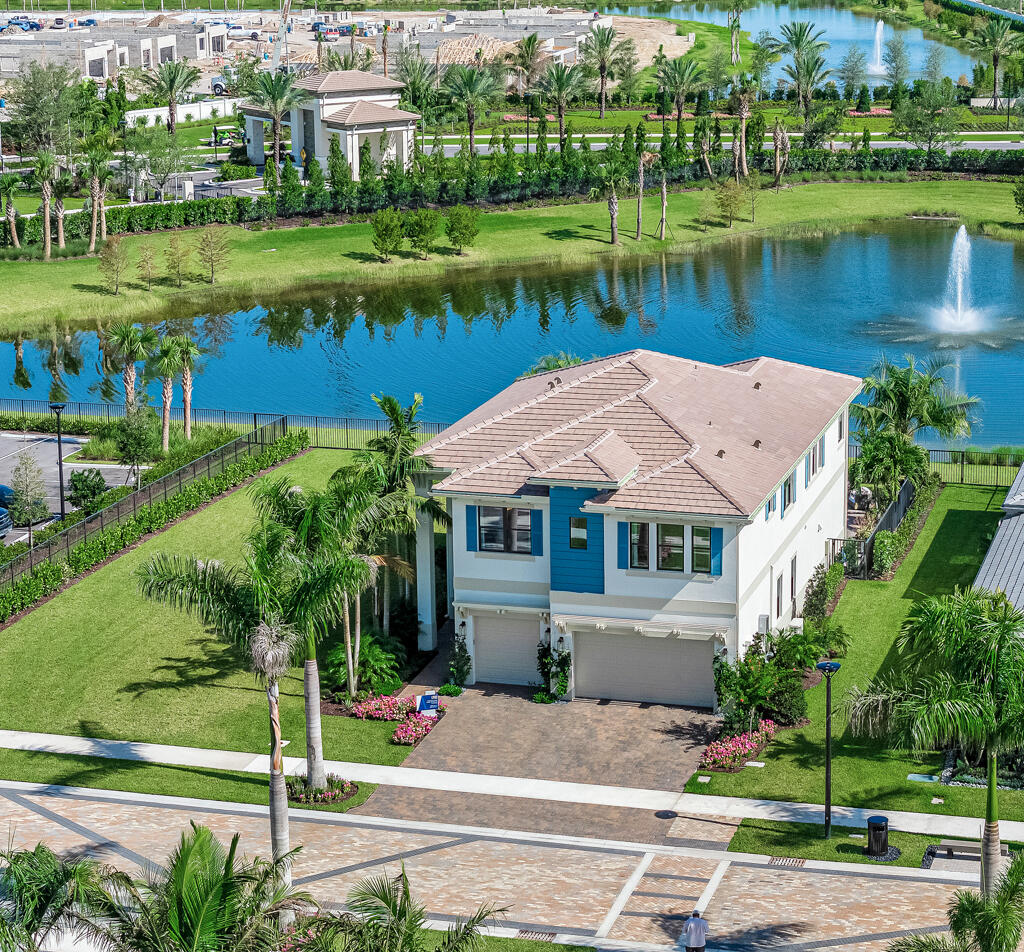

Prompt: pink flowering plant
[699,719,778,771]
[350,694,415,721]
[280,923,319,952]
[391,712,437,746]
[286,773,356,805]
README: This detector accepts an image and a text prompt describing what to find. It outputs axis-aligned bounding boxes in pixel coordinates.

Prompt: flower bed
[848,107,892,116]
[503,113,556,121]
[350,694,415,722]
[699,720,778,772]
[392,713,437,746]
[286,773,358,805]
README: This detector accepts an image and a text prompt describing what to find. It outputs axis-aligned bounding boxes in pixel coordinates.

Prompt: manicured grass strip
[729,818,1022,869]
[2,180,1021,332]
[687,484,1018,820]
[423,935,591,952]
[0,449,409,770]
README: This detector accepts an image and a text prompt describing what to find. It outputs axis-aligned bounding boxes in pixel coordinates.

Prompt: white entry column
[245,116,265,165]
[415,507,437,650]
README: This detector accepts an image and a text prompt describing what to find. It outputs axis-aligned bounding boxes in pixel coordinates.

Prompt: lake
[607,1,978,85]
[7,221,1024,446]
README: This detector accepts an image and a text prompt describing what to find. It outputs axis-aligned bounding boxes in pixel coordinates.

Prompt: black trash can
[866,816,889,857]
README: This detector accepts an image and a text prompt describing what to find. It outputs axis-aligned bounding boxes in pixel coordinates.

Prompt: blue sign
[417,693,439,712]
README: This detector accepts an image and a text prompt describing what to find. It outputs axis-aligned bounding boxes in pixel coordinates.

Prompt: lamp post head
[49,402,65,415]
[816,660,841,676]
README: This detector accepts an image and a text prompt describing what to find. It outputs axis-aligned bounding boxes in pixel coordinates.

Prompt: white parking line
[694,860,730,914]
[596,851,656,938]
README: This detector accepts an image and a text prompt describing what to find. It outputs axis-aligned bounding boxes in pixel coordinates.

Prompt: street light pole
[49,403,66,520]
[816,660,841,839]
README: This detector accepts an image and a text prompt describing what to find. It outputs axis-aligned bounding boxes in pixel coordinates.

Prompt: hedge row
[0,430,310,624]
[802,559,845,623]
[0,413,121,438]
[871,474,943,575]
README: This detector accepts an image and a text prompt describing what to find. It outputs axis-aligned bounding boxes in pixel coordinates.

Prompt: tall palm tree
[887,851,1024,952]
[83,150,111,254]
[728,0,753,65]
[971,19,1022,108]
[729,80,758,178]
[51,170,72,251]
[248,71,307,168]
[85,823,308,951]
[535,62,587,150]
[139,59,202,134]
[849,588,1024,898]
[137,521,357,868]
[657,56,705,139]
[589,161,631,245]
[505,31,544,96]
[33,151,56,262]
[776,20,829,63]
[152,337,181,453]
[96,162,112,241]
[853,354,980,440]
[108,321,159,408]
[173,335,201,441]
[0,173,21,250]
[0,843,100,951]
[442,65,498,153]
[395,45,437,112]
[783,52,831,126]
[581,25,636,119]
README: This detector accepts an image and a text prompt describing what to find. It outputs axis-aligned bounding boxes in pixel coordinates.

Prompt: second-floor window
[630,522,649,568]
[569,517,588,550]
[479,506,531,553]
[782,472,796,511]
[692,526,712,574]
[657,524,685,571]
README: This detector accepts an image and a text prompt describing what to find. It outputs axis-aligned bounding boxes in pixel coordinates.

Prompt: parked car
[210,74,229,95]
[227,26,260,39]
[315,25,341,41]
[49,17,67,29]
[0,485,14,509]
[78,17,98,26]
[0,508,12,539]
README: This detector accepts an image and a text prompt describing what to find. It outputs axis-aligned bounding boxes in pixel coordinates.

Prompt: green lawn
[423,937,590,952]
[729,818,1022,869]
[687,483,1019,820]
[0,449,409,776]
[2,180,1021,333]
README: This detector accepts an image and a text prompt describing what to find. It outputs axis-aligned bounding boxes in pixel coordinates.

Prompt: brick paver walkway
[0,781,970,951]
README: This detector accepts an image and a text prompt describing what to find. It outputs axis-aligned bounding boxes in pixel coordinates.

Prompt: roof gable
[294,69,406,95]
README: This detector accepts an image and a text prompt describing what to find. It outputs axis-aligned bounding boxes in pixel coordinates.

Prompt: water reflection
[2,222,1024,446]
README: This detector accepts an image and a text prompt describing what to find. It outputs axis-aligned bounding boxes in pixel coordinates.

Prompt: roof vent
[716,449,726,458]
[753,381,762,390]
[753,439,762,449]
[553,376,561,385]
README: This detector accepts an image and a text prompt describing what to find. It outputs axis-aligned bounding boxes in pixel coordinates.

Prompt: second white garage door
[472,614,539,685]
[574,631,716,707]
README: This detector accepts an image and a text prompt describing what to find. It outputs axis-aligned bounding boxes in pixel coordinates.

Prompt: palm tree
[849,588,1024,898]
[83,150,110,254]
[0,173,21,250]
[505,32,544,96]
[33,150,56,261]
[86,823,308,950]
[139,59,202,134]
[442,65,498,153]
[395,45,437,112]
[729,80,758,178]
[853,354,980,440]
[520,352,586,378]
[776,20,828,63]
[971,18,1022,108]
[174,335,201,441]
[728,0,753,65]
[96,161,112,241]
[152,337,182,453]
[51,170,72,251]
[637,150,658,240]
[0,843,100,951]
[657,56,706,139]
[581,25,636,119]
[535,62,587,150]
[248,71,307,168]
[589,161,631,245]
[108,321,159,408]
[783,52,831,125]
[887,851,1024,952]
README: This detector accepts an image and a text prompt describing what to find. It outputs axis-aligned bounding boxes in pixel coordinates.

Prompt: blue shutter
[765,500,770,521]
[617,521,628,570]
[780,481,786,518]
[819,435,825,469]
[465,505,478,552]
[710,527,723,576]
[530,509,543,556]
[804,454,810,488]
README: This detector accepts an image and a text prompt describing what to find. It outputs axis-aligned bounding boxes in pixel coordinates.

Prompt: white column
[348,130,360,182]
[416,507,437,650]
[246,115,264,166]
[445,498,454,618]
[290,107,302,165]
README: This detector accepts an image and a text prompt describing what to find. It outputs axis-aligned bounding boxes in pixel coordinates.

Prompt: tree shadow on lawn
[70,283,116,296]
[117,637,266,699]
[541,225,607,243]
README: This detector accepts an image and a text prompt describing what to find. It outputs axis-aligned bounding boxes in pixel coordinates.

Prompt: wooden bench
[939,839,1010,858]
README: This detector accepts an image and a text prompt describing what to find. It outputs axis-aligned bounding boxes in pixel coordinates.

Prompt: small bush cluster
[0,431,309,624]
[699,720,778,771]
[349,694,415,722]
[285,774,356,805]
[438,683,463,697]
[802,559,845,623]
[391,713,437,746]
[871,473,941,575]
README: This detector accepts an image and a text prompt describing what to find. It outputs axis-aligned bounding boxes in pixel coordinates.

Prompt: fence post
[961,451,965,485]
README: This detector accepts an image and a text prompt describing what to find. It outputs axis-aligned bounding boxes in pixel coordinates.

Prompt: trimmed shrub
[764,670,809,727]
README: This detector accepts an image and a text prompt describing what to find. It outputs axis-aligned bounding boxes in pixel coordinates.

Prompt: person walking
[683,909,710,952]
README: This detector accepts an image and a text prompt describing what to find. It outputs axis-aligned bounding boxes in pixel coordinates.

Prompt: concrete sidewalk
[0,728,1010,842]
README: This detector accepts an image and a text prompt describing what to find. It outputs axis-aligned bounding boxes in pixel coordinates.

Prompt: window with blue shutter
[465,505,478,552]
[819,435,825,469]
[710,527,723,576]
[530,509,544,556]
[804,454,810,488]
[617,521,628,569]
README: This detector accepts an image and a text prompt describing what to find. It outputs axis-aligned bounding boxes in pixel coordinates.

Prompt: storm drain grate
[516,931,557,942]
[768,856,806,868]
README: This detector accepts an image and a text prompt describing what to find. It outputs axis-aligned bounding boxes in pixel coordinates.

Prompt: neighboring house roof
[416,350,862,518]
[1002,462,1024,514]
[323,100,419,126]
[976,511,1024,607]
[294,69,406,95]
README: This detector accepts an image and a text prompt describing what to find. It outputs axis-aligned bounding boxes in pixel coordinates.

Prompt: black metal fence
[848,443,1023,488]
[0,415,287,587]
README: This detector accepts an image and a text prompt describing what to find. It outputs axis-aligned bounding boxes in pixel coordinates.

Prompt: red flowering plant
[699,720,778,771]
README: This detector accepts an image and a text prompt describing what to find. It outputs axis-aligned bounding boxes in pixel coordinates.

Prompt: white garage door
[574,631,716,707]
[473,614,539,685]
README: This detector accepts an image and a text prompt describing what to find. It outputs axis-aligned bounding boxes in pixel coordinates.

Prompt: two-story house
[241,70,419,178]
[412,350,861,708]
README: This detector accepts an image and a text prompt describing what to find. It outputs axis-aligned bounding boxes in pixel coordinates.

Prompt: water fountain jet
[935,225,982,331]
[869,20,885,75]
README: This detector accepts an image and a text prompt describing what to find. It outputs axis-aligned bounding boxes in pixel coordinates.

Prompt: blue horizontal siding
[549,487,604,594]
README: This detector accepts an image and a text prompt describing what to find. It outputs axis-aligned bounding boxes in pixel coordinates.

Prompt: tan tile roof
[418,351,862,518]
[294,69,405,95]
[323,100,419,126]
